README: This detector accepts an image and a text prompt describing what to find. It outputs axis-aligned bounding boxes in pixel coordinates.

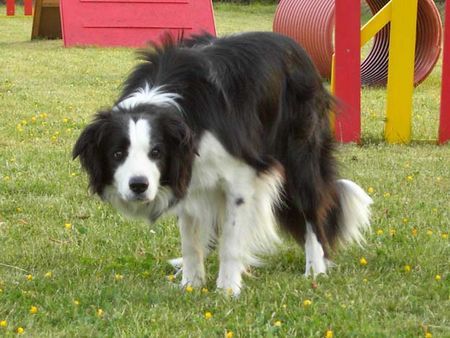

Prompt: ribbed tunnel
[273,0,442,86]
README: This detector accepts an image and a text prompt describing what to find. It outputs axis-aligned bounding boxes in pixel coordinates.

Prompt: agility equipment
[59,0,216,47]
[6,0,32,16]
[273,0,442,87]
[274,0,449,144]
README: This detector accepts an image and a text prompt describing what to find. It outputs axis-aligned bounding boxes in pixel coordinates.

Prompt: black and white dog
[73,32,372,296]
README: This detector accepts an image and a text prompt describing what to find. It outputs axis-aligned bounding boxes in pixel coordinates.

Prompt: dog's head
[73,104,196,220]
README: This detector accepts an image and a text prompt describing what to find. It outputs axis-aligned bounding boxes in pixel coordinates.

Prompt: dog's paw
[216,276,242,297]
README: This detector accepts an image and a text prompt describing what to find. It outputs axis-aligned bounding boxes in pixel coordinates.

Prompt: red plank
[439,0,450,144]
[334,0,361,143]
[6,0,15,16]
[24,0,33,15]
[60,0,216,47]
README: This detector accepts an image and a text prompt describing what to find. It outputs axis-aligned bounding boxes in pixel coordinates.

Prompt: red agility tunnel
[60,0,216,47]
[273,0,442,86]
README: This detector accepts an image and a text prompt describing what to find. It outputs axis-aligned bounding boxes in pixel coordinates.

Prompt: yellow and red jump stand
[333,0,450,144]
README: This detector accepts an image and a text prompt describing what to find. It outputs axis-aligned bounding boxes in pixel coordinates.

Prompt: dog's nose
[129,176,149,194]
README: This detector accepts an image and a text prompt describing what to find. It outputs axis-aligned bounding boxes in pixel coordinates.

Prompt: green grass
[0,4,449,337]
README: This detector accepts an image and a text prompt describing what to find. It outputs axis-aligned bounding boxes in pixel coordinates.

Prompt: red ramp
[60,0,216,47]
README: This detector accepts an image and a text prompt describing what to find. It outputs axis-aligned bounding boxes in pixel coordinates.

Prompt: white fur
[113,119,160,202]
[115,83,182,111]
[304,223,327,277]
[174,132,283,295]
[336,179,373,246]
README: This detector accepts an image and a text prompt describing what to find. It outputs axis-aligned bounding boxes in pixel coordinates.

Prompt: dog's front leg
[179,213,206,288]
[216,194,251,296]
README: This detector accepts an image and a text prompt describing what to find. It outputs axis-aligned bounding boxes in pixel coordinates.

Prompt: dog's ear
[160,114,196,198]
[73,110,112,195]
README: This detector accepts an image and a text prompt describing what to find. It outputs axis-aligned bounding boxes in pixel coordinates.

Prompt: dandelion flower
[325,330,333,338]
[17,327,24,334]
[201,288,208,294]
[425,332,432,338]
[0,320,7,328]
[273,320,282,327]
[441,233,448,239]
[376,229,384,235]
[406,175,413,181]
[359,257,368,266]
[64,223,72,230]
[402,218,409,224]
[435,275,441,281]
[404,265,411,273]
[73,300,80,306]
[363,278,368,283]
[185,285,193,293]
[226,331,234,338]
[114,274,123,281]
[389,228,396,236]
[204,311,212,320]
[167,274,175,282]
[411,228,418,236]
[96,308,104,317]
[30,306,38,314]
[26,274,33,281]
[44,271,52,278]
[367,187,374,194]
[426,229,433,236]
[383,192,391,198]
[303,299,312,307]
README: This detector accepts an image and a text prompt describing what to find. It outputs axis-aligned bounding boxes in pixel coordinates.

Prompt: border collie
[73,32,372,296]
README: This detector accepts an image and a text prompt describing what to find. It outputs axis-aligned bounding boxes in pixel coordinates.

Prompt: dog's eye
[150,147,161,160]
[113,151,124,161]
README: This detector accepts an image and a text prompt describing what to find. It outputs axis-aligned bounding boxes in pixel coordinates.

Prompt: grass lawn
[0,3,449,337]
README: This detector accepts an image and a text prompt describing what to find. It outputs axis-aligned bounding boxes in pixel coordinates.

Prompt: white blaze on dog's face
[113,118,161,202]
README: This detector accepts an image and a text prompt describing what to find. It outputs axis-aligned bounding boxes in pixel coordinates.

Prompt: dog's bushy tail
[334,179,373,247]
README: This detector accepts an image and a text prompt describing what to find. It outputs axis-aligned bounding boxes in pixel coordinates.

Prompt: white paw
[216,272,242,297]
[181,269,205,288]
[168,257,183,269]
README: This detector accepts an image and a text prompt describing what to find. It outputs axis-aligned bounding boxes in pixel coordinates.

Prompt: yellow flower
[404,265,411,273]
[96,308,104,317]
[383,192,391,198]
[425,332,433,338]
[273,320,282,327]
[303,299,312,307]
[226,331,234,338]
[441,233,448,239]
[63,118,69,123]
[0,320,7,327]
[30,306,38,314]
[73,299,80,306]
[26,274,33,281]
[44,271,52,278]
[411,228,418,236]
[185,285,193,293]
[0,288,3,293]
[114,274,124,281]
[204,311,213,320]
[31,116,36,123]
[64,223,72,230]
[367,187,374,194]
[325,330,333,338]
[435,275,441,281]
[402,218,409,224]
[359,257,368,266]
[167,274,175,282]
[17,327,25,334]
[406,175,413,181]
[363,278,368,283]
[376,229,384,235]
[389,228,396,236]
[201,288,208,294]
[426,229,433,236]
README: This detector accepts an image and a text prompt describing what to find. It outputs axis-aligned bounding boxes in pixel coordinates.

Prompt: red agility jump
[6,0,32,16]
[274,0,450,144]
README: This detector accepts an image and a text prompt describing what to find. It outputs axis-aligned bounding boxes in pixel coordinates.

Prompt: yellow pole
[384,0,418,144]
